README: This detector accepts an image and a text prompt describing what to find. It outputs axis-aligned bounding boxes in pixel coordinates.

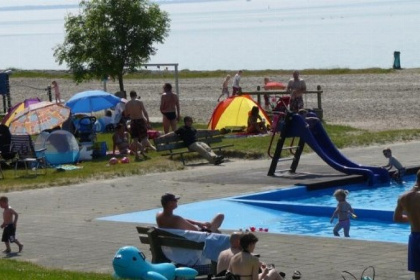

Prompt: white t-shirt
[232,73,241,88]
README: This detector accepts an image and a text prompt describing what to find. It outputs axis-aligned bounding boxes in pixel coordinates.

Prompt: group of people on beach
[110,83,225,165]
[217,70,307,114]
[217,70,307,135]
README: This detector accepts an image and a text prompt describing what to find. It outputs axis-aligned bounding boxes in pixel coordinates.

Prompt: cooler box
[92,141,107,158]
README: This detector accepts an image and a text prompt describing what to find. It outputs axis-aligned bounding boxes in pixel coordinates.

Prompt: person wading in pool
[394,169,420,280]
[156,193,224,233]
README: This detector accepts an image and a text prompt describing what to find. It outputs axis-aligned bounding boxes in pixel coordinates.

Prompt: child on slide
[382,147,405,183]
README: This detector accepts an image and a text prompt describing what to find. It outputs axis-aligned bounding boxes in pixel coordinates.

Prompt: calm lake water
[1,0,420,70]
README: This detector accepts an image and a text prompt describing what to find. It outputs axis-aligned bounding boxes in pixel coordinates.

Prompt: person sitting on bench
[156,193,224,233]
[159,116,225,165]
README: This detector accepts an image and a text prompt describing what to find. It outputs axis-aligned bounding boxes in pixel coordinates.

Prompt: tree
[54,0,170,92]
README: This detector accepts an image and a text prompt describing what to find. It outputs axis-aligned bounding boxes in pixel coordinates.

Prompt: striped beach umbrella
[9,101,70,135]
[1,97,41,127]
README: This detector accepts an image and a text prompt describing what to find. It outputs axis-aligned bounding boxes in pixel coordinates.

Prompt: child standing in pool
[330,189,355,238]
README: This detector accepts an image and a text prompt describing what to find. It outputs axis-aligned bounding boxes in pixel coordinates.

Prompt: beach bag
[341,266,375,280]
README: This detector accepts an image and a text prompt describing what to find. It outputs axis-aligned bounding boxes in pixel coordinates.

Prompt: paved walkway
[3,141,420,279]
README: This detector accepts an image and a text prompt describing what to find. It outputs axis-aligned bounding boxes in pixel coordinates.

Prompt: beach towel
[158,228,230,266]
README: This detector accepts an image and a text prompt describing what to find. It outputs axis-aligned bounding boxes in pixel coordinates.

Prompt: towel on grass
[55,164,83,171]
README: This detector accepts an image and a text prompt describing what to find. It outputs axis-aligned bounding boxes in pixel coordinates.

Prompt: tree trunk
[118,73,124,92]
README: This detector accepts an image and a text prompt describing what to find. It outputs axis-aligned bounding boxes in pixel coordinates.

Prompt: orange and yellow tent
[208,95,269,130]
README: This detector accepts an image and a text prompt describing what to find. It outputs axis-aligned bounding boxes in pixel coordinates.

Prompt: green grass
[0,259,113,280]
[8,67,399,80]
[2,121,420,192]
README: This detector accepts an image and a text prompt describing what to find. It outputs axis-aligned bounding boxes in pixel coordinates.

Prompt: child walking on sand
[0,196,23,253]
[330,189,355,238]
[382,147,405,183]
[217,74,231,102]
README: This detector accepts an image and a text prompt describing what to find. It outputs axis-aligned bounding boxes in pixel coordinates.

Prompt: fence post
[47,86,52,102]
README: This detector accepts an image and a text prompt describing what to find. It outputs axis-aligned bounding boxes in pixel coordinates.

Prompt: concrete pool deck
[4,141,420,279]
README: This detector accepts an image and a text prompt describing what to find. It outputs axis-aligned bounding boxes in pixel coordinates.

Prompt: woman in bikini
[247,106,267,134]
[160,83,180,134]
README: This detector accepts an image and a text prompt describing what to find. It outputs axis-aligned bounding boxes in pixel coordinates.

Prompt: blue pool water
[98,176,415,244]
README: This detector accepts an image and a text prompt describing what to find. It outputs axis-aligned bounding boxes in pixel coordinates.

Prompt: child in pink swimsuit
[330,189,355,237]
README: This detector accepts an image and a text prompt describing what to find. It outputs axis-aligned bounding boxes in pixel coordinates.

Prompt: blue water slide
[286,114,390,184]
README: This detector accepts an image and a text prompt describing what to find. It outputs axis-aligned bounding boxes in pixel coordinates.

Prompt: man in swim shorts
[160,83,180,134]
[287,70,306,113]
[156,193,224,233]
[124,90,151,160]
[394,169,420,280]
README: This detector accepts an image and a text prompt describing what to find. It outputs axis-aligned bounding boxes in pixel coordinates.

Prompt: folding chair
[0,124,14,160]
[10,134,47,177]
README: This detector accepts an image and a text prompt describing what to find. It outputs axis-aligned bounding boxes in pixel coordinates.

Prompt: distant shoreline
[2,67,415,80]
[5,69,420,131]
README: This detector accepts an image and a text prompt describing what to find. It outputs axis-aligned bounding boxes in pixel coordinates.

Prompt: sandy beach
[6,69,420,131]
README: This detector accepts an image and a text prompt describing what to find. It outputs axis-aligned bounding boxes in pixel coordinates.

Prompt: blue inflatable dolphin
[113,246,198,280]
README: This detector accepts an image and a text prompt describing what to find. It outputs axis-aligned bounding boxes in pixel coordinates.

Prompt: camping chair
[0,124,14,161]
[10,134,47,177]
[76,116,97,143]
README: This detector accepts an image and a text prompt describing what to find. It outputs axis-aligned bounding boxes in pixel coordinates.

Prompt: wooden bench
[153,130,233,165]
[137,226,217,276]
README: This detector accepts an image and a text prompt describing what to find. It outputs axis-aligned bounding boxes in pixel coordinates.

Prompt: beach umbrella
[65,90,121,114]
[9,101,71,135]
[1,97,41,127]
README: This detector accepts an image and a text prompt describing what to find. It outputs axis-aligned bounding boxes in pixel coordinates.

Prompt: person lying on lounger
[156,193,224,233]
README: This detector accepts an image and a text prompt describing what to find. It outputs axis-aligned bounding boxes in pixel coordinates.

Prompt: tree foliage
[54,0,170,91]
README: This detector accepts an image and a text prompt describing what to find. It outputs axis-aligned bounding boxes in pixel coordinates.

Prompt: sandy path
[5,69,420,131]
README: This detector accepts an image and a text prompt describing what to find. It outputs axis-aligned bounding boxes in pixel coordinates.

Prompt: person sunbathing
[156,193,224,233]
[247,106,267,134]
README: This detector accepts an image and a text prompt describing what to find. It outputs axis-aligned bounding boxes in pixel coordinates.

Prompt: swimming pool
[98,176,414,244]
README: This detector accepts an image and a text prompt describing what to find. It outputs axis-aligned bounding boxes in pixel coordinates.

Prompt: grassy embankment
[2,121,420,192]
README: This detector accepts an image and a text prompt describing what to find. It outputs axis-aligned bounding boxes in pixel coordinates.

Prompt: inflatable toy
[109,157,118,165]
[263,81,286,90]
[121,157,130,164]
[113,246,198,280]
